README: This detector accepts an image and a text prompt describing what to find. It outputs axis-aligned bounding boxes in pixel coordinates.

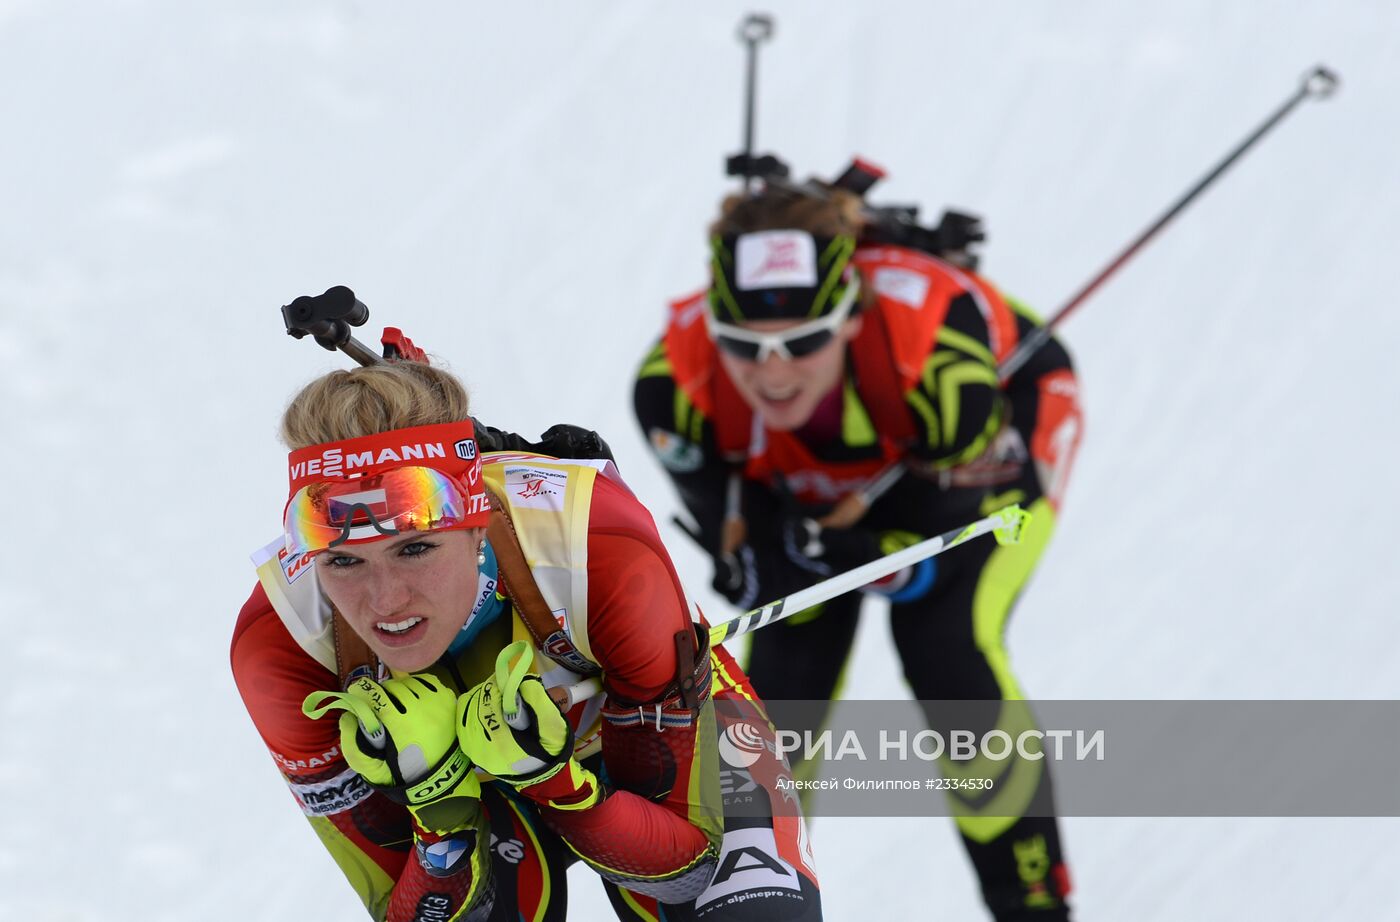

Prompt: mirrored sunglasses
[284,466,474,556]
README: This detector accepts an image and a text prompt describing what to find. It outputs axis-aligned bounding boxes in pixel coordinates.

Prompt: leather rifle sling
[332,605,381,690]
[485,490,598,673]
[488,488,710,711]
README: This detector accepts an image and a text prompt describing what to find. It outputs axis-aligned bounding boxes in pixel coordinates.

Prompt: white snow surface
[2,2,1397,920]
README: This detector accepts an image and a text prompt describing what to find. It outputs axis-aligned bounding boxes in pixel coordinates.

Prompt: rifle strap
[486,490,601,677]
[849,303,918,446]
[332,605,380,690]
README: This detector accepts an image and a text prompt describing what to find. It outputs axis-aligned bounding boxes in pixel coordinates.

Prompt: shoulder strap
[332,606,380,690]
[711,366,757,462]
[850,303,919,445]
[486,497,557,649]
[485,490,602,677]
[661,293,757,463]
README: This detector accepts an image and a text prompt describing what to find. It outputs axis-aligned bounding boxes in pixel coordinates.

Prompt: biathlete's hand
[303,674,481,834]
[711,545,757,608]
[457,642,603,812]
[780,516,883,577]
[711,541,816,610]
[785,519,940,602]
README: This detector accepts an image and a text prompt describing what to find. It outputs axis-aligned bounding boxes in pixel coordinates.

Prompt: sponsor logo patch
[345,661,389,684]
[648,428,704,473]
[416,832,476,877]
[719,767,758,797]
[490,833,526,864]
[505,466,568,511]
[288,766,372,817]
[411,893,453,922]
[780,468,878,504]
[873,266,931,307]
[289,442,449,482]
[543,630,597,674]
[697,826,802,907]
[736,230,818,290]
[271,745,341,773]
[277,546,316,584]
[678,293,709,328]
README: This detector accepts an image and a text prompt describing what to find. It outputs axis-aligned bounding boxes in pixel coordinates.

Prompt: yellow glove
[304,673,481,834]
[456,642,602,811]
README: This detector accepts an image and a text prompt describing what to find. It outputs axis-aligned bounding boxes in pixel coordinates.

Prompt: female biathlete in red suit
[233,358,821,920]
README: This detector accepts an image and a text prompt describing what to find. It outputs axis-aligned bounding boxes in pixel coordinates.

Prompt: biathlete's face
[716,314,863,431]
[316,526,484,673]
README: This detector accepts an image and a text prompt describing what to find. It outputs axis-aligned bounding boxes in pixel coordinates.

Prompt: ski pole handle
[548,678,602,710]
[816,461,906,529]
[720,471,747,554]
[1300,65,1340,99]
[738,12,774,44]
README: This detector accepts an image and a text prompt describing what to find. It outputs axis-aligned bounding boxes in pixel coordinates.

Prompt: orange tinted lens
[284,467,468,554]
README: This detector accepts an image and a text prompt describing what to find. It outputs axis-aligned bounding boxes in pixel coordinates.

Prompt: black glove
[679,478,884,609]
[705,502,881,608]
[708,541,804,611]
[671,482,804,610]
[707,518,884,609]
[779,517,884,578]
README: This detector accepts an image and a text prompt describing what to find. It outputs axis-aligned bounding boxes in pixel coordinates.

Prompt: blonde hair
[281,361,472,450]
[710,187,866,238]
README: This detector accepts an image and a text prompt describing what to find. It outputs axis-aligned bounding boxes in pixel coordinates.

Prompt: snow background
[1,1,1396,919]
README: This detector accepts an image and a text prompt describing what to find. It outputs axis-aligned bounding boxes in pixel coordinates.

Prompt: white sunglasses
[707,277,861,362]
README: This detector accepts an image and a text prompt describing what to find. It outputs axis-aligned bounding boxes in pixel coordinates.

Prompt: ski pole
[720,471,747,555]
[998,65,1339,380]
[551,503,1031,708]
[816,67,1340,525]
[736,13,775,192]
[816,460,906,529]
